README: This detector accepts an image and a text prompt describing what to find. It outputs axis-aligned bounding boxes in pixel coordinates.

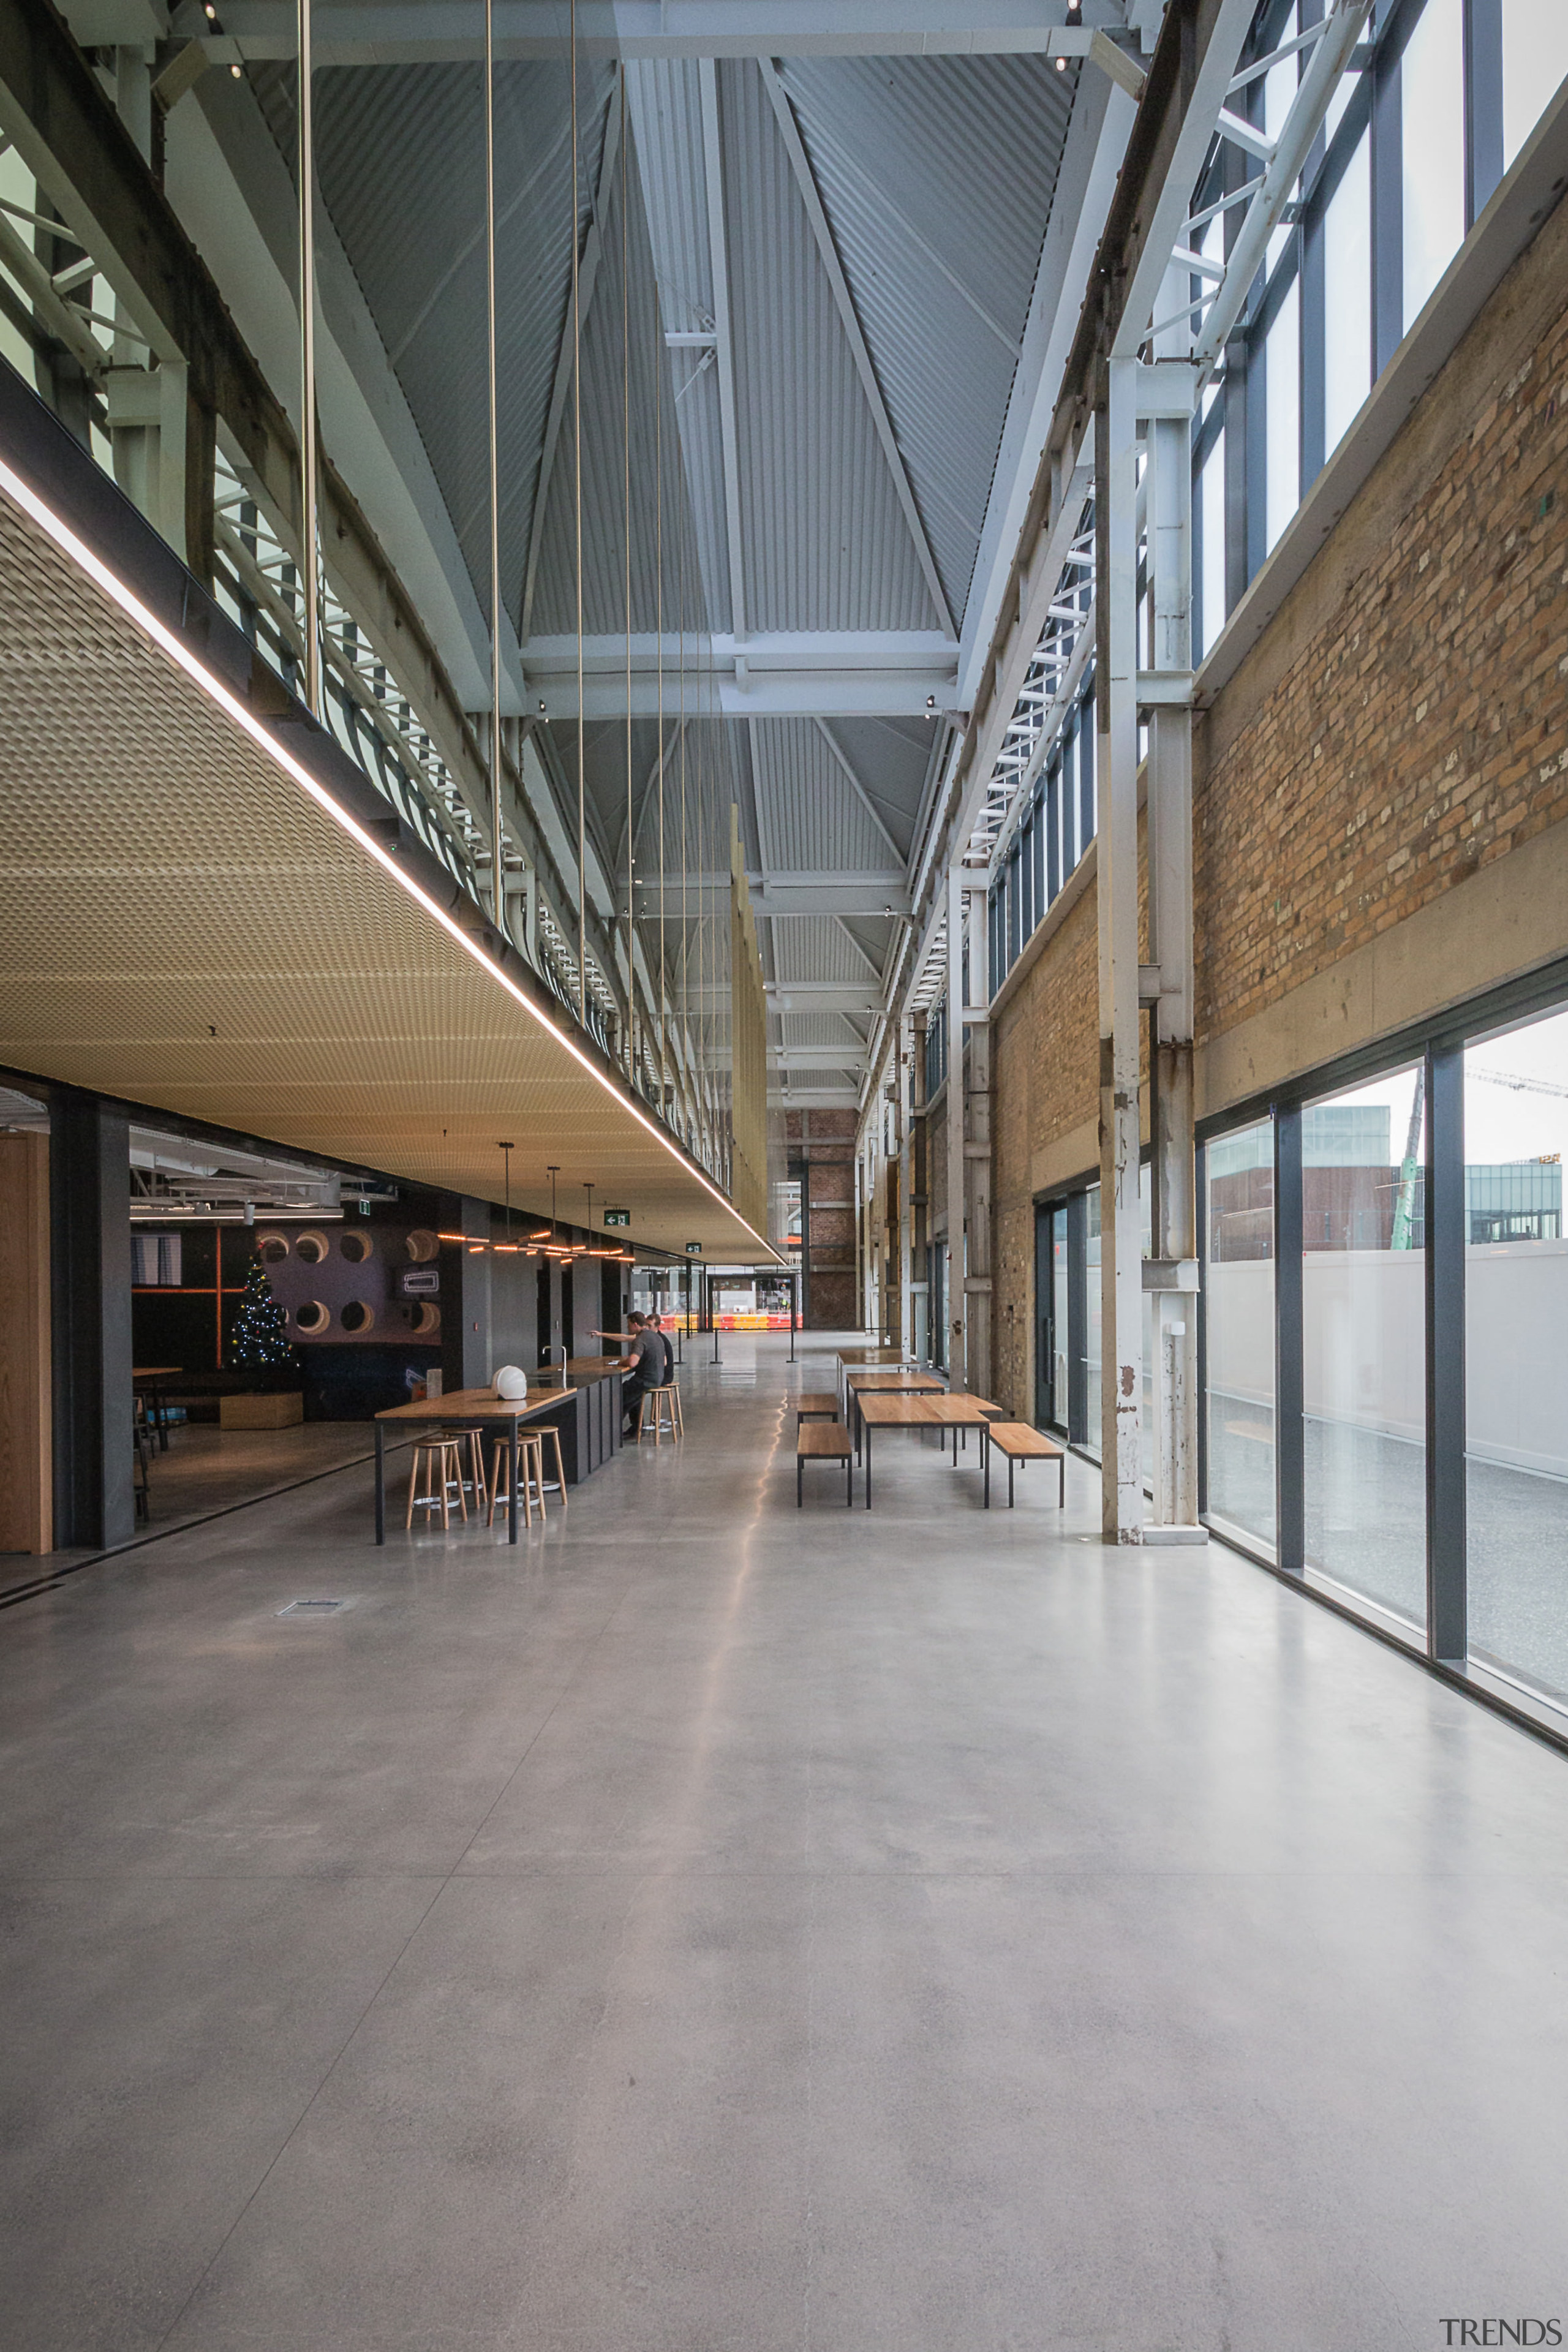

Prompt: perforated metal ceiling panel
[0,487,773,1259]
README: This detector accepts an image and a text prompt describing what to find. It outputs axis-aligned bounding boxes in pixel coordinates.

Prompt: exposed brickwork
[1196,297,1568,1044]
[785,1109,858,1329]
[982,200,1568,1427]
[990,892,1099,1417]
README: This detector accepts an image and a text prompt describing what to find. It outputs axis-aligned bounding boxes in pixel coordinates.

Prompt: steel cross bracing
[933,0,1374,908]
[962,504,1095,870]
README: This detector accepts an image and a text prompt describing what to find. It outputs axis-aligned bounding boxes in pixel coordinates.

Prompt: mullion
[1275,1102,1305,1575]
[1462,0,1503,227]
[1425,1044,1467,1661]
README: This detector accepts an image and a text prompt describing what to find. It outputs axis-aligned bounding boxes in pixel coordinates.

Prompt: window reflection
[1401,0,1465,330]
[1464,1008,1568,1704]
[1302,1069,1428,1629]
[1204,1121,1276,1551]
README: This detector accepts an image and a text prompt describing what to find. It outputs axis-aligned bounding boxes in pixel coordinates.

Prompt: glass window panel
[1032,786,1046,923]
[1079,687,1096,847]
[1265,274,1300,553]
[1502,0,1568,167]
[1402,0,1465,331]
[1200,431,1226,658]
[1463,1006,1568,1705]
[1264,6,1299,277]
[1302,1067,1428,1629]
[1325,55,1361,143]
[1204,1120,1276,1550]
[1084,1184,1102,1463]
[1323,129,1371,456]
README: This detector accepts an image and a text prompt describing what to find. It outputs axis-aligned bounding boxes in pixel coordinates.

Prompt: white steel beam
[698,58,748,646]
[205,3,1140,67]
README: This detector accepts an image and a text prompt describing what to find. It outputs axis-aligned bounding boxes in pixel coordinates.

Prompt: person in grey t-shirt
[619,1319,664,1436]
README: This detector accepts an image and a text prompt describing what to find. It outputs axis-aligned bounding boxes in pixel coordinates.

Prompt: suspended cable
[655,273,666,1117]
[621,64,633,1082]
[679,462,688,1150]
[484,0,503,928]
[570,0,586,1022]
[296,0,320,714]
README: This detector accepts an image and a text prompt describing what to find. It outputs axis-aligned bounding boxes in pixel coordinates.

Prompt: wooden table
[372,1387,577,1545]
[844,1370,944,1459]
[835,1346,914,1407]
[132,1366,182,1453]
[856,1391,995,1508]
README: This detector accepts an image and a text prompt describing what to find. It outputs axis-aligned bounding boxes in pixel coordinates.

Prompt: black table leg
[510,1422,519,1544]
[984,1438,990,1509]
[1009,1457,1016,1508]
[864,1418,871,1509]
[845,1447,852,1505]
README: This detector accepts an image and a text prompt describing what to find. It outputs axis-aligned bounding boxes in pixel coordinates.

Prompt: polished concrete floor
[2,1335,1567,2351]
[140,1419,382,1530]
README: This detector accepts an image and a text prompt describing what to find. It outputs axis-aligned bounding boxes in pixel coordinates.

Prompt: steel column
[1095,354,1143,1540]
[1144,378,1202,1540]
[945,862,967,1389]
[964,881,992,1403]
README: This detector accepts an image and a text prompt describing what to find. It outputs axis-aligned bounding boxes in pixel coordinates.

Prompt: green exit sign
[685,1242,703,1255]
[603,1208,631,1227]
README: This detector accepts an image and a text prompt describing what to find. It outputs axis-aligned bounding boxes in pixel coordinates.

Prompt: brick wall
[786,1109,858,1330]
[984,189,1568,1431]
[1196,257,1568,1047]
[990,889,1099,1417]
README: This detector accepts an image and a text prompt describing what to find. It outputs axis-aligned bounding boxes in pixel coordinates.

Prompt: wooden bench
[983,1423,1066,1509]
[794,1392,840,1423]
[797,1421,854,1506]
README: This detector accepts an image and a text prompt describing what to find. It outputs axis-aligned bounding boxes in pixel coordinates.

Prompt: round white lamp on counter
[491,1365,529,1401]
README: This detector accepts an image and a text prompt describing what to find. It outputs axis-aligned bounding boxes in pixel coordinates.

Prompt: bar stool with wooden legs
[407,1432,468,1529]
[486,1431,545,1527]
[442,1426,488,1510]
[487,1422,570,1525]
[640,1384,682,1444]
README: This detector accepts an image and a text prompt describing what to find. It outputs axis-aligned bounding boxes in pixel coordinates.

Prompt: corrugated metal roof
[816,715,933,864]
[770,918,878,989]
[720,61,940,636]
[254,56,615,641]
[778,52,1076,631]
[624,59,732,635]
[748,717,890,876]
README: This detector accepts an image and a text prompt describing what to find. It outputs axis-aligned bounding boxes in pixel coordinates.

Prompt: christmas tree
[229,1253,294,1370]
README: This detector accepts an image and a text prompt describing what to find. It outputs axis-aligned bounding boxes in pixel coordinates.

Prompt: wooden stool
[443,1426,488,1507]
[407,1434,467,1528]
[487,1426,568,1525]
[797,1422,853,1506]
[640,1384,683,1444]
[487,1430,545,1527]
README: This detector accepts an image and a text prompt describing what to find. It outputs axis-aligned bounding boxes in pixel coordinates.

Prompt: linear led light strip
[0,459,782,1265]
